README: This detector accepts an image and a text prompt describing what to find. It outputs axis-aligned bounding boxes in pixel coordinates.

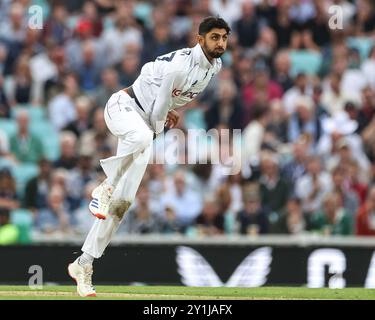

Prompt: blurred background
[0,0,375,287]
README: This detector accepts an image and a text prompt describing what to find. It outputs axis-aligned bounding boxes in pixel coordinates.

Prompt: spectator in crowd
[190,162,217,195]
[344,101,368,134]
[353,0,375,37]
[0,35,8,75]
[78,108,117,164]
[29,39,63,104]
[272,49,293,92]
[361,46,375,90]
[321,72,354,116]
[331,165,359,216]
[218,172,244,217]
[346,159,368,205]
[341,48,368,102]
[95,67,122,109]
[309,191,353,235]
[282,137,309,189]
[48,73,79,131]
[283,73,313,115]
[312,84,329,118]
[23,28,45,58]
[54,131,78,170]
[77,0,103,38]
[144,163,167,215]
[205,79,243,130]
[233,1,259,49]
[141,22,176,65]
[73,181,97,235]
[259,151,290,216]
[162,169,203,231]
[287,95,323,145]
[0,208,19,245]
[50,168,69,196]
[35,186,72,234]
[5,54,36,105]
[117,52,140,87]
[318,111,370,174]
[266,99,289,143]
[122,183,164,234]
[0,2,27,44]
[66,152,96,210]
[237,191,268,235]
[270,0,293,48]
[242,60,282,126]
[209,0,242,28]
[242,105,270,170]
[76,40,104,93]
[356,185,375,236]
[0,128,10,160]
[360,87,375,140]
[0,74,11,118]
[101,3,143,66]
[63,96,92,138]
[194,195,225,236]
[272,197,308,235]
[9,110,44,163]
[0,168,19,212]
[42,3,71,45]
[24,158,52,212]
[160,206,182,234]
[295,155,333,215]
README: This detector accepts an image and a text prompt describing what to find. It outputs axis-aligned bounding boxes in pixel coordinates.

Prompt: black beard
[203,43,224,59]
[208,50,224,58]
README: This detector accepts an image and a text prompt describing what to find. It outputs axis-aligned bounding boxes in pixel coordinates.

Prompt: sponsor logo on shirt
[172,88,201,99]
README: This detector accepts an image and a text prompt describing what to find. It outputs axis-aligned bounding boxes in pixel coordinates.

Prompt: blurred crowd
[1,0,375,244]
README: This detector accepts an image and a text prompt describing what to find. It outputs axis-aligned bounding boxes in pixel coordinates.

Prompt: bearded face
[199,28,228,60]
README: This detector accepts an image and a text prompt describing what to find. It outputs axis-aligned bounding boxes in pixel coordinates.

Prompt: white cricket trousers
[82,90,154,258]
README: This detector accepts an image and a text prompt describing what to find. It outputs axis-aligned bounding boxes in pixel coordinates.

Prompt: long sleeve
[150,70,185,134]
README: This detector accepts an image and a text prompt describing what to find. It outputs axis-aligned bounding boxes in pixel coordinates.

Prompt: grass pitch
[0,286,374,300]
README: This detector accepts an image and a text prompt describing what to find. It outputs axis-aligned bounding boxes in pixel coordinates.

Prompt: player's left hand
[165,109,180,128]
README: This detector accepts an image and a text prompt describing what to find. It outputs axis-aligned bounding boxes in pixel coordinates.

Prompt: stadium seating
[347,37,375,61]
[10,163,39,199]
[289,50,323,76]
[0,118,17,138]
[10,208,33,244]
[11,105,47,122]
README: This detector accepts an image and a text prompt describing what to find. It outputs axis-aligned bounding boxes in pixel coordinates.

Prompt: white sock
[78,252,94,266]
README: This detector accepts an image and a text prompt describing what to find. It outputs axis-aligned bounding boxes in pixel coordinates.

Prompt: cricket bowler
[68,16,230,297]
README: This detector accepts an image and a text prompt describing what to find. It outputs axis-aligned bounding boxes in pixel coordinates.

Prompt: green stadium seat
[10,208,33,244]
[347,37,375,61]
[30,121,60,161]
[0,158,14,171]
[289,50,323,77]
[0,118,17,139]
[184,108,207,130]
[11,163,39,199]
[11,105,46,122]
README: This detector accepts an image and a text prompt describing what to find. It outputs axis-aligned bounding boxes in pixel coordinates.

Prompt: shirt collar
[193,43,215,69]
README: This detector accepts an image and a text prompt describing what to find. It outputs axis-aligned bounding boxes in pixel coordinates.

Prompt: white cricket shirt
[131,43,222,134]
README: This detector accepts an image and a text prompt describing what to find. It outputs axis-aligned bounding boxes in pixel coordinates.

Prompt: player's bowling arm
[150,70,185,134]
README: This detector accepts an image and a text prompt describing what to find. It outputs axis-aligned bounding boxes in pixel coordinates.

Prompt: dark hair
[198,16,231,36]
[252,104,270,120]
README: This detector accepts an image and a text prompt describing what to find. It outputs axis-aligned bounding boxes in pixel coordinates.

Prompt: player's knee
[132,130,153,150]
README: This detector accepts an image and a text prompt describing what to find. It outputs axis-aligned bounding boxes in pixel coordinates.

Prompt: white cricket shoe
[68,258,96,297]
[89,182,114,220]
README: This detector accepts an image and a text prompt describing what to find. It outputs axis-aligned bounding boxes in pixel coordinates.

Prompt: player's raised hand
[165,109,180,128]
